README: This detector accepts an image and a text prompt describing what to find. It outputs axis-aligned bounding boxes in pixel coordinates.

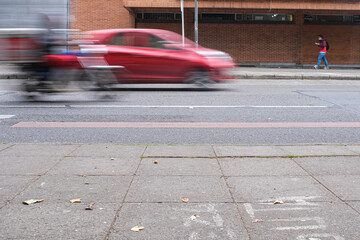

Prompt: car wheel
[186,69,216,88]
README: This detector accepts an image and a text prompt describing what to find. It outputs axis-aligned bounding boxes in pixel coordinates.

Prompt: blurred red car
[82,29,236,85]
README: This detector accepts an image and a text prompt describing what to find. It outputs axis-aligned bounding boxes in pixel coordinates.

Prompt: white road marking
[181,204,237,239]
[255,207,313,212]
[70,105,329,109]
[0,115,14,119]
[244,203,255,219]
[269,217,326,231]
[297,233,345,240]
[0,105,66,108]
[244,197,320,220]
[189,232,199,240]
[0,104,329,109]
[213,213,224,227]
[259,196,320,206]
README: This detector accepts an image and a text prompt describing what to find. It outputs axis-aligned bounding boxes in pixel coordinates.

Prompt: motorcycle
[0,28,123,95]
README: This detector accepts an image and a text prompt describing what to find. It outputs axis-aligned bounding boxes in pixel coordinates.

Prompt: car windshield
[153,31,197,48]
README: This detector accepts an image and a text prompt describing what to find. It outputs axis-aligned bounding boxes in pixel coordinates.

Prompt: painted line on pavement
[11,122,360,128]
[69,105,329,109]
[0,115,15,119]
[0,105,329,109]
[0,105,66,108]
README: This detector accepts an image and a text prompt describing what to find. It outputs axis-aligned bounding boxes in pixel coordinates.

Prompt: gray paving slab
[13,175,132,204]
[239,202,360,240]
[343,144,360,154]
[347,201,360,213]
[227,176,338,203]
[213,145,288,157]
[219,158,307,176]
[109,203,249,240]
[126,176,232,203]
[143,145,215,157]
[0,202,118,240]
[0,156,62,175]
[0,143,80,157]
[279,145,357,156]
[295,157,360,176]
[0,175,37,205]
[48,156,139,176]
[0,143,13,151]
[69,144,146,157]
[137,158,221,176]
[316,175,360,201]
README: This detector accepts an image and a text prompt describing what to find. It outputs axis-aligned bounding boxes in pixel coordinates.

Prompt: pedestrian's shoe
[314,65,318,69]
[324,66,329,70]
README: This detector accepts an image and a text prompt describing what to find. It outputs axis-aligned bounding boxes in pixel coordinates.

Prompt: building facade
[71,0,360,66]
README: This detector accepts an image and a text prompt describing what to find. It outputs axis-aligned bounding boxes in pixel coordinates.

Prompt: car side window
[109,34,124,46]
[149,35,167,49]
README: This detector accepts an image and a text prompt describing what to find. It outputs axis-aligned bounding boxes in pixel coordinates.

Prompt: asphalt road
[1,79,360,144]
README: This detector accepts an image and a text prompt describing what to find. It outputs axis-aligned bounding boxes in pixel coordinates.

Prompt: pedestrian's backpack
[326,40,330,51]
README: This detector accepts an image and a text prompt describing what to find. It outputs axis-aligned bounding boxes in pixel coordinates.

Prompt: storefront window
[136,13,181,22]
[304,14,360,24]
[200,13,293,23]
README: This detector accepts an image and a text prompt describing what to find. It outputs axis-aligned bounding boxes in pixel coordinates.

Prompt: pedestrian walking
[314,34,329,70]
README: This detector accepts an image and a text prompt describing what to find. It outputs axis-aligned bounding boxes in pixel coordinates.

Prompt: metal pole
[66,0,70,51]
[181,0,184,47]
[194,0,198,48]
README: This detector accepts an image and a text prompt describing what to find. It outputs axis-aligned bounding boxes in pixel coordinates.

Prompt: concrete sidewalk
[1,64,360,80]
[1,143,360,239]
[231,67,360,80]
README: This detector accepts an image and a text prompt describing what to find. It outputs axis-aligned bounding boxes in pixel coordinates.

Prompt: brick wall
[70,0,134,31]
[124,0,360,11]
[71,0,360,65]
[302,24,360,65]
[137,10,360,65]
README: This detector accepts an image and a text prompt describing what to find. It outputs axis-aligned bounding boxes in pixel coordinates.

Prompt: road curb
[1,73,360,80]
[234,73,360,80]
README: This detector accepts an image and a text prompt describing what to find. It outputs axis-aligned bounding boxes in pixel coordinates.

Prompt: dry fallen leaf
[252,219,264,223]
[273,200,284,204]
[85,202,96,210]
[131,226,144,232]
[23,199,44,205]
[78,174,87,177]
[70,198,82,203]
[190,214,199,221]
[153,160,158,164]
[182,197,189,203]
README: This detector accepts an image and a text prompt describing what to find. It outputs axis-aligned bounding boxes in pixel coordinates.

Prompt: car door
[102,32,137,83]
[141,34,190,83]
[104,31,191,83]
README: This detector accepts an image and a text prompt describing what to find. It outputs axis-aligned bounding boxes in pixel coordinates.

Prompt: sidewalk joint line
[140,154,360,159]
[104,145,148,240]
[291,158,360,216]
[211,145,253,240]
[0,143,15,153]
[0,144,83,210]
